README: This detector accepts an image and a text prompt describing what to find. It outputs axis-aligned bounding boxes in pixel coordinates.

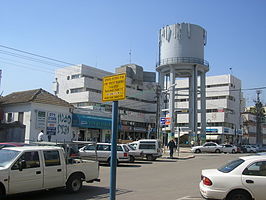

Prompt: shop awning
[72,114,112,129]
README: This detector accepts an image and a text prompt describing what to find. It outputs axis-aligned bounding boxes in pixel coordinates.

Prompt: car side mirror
[18,160,26,171]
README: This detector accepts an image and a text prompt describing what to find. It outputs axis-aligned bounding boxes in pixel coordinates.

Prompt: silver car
[79,143,130,165]
[191,142,223,153]
[222,144,237,154]
[125,144,144,162]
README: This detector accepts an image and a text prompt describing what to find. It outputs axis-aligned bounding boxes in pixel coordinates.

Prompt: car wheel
[227,190,251,200]
[232,149,236,154]
[146,154,154,161]
[66,175,82,193]
[215,149,221,153]
[129,155,135,163]
[250,150,254,153]
[0,188,4,200]
[195,149,201,153]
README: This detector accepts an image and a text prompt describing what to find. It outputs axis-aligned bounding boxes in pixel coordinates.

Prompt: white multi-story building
[54,64,157,142]
[242,107,266,145]
[172,74,244,144]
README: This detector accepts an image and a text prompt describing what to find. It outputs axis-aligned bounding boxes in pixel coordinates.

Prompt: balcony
[157,57,209,67]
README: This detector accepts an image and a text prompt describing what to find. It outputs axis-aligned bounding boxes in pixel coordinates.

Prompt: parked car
[0,146,100,198]
[200,155,266,200]
[242,145,258,153]
[191,142,223,153]
[129,139,163,161]
[221,144,237,154]
[79,143,130,165]
[125,144,144,162]
[0,143,31,148]
[237,145,247,153]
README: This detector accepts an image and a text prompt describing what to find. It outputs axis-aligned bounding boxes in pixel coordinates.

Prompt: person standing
[37,130,44,142]
[167,138,176,158]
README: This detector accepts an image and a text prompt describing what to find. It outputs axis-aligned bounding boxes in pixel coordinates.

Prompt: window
[12,151,40,170]
[70,88,84,93]
[97,144,110,151]
[139,143,156,150]
[218,159,244,173]
[43,151,61,166]
[123,145,129,152]
[18,112,24,124]
[71,74,81,79]
[243,161,266,176]
[84,145,96,150]
[7,113,13,122]
[117,145,124,152]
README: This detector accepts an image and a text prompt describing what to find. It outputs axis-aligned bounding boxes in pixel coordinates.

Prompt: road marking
[176,196,203,200]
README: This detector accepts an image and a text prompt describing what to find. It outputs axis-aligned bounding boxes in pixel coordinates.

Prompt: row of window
[11,150,60,170]
[175,95,236,102]
[177,122,235,129]
[67,74,103,81]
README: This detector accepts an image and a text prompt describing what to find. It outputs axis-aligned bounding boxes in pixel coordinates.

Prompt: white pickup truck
[0,146,100,198]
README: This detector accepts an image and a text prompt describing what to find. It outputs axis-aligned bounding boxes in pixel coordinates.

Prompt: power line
[0,44,75,66]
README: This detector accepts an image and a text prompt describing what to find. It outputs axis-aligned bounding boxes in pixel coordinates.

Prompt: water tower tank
[159,23,207,66]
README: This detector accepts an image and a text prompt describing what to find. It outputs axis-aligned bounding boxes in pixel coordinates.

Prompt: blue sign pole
[110,101,118,200]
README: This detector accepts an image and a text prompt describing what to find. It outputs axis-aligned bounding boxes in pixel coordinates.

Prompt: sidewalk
[162,147,195,160]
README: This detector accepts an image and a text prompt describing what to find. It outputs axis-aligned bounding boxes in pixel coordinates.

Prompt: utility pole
[155,84,161,139]
[255,90,263,147]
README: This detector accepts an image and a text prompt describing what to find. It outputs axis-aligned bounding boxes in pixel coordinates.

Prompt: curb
[161,155,195,160]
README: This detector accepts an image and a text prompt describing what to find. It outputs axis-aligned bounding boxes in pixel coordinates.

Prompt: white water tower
[156,23,209,144]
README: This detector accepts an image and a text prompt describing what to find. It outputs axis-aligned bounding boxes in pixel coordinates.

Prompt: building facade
[242,107,266,145]
[54,64,157,142]
[172,74,244,144]
[0,89,73,143]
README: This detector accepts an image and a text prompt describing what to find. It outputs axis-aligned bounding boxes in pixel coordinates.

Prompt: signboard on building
[47,112,57,135]
[160,117,171,125]
[36,111,46,128]
[102,73,126,102]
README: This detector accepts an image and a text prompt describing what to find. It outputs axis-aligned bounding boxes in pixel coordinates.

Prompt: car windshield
[0,149,20,167]
[218,159,245,173]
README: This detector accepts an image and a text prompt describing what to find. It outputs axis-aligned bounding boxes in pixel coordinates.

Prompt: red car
[0,142,31,148]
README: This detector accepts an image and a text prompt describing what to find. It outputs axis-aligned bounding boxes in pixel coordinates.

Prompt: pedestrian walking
[167,138,176,158]
[37,130,44,142]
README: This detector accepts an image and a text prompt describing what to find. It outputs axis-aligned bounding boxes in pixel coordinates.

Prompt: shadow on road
[6,186,133,200]
[154,159,177,163]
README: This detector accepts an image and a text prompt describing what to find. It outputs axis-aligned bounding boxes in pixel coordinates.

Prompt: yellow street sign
[102,73,126,102]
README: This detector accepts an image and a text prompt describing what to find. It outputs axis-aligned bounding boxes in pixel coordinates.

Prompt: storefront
[72,114,112,142]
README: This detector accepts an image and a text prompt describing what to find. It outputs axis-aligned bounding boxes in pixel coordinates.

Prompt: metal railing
[157,57,209,67]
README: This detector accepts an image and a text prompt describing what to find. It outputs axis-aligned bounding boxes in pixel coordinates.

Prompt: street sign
[102,73,126,102]
[160,117,171,125]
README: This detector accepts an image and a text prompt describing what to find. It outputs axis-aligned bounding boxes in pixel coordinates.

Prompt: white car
[0,146,99,198]
[79,143,130,165]
[222,144,238,154]
[191,142,223,153]
[243,145,258,153]
[125,144,144,162]
[129,139,163,161]
[200,155,266,200]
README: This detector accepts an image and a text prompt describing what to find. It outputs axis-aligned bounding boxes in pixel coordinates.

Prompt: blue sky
[0,0,266,105]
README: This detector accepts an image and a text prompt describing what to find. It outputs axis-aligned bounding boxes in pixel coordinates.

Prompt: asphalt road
[6,153,247,200]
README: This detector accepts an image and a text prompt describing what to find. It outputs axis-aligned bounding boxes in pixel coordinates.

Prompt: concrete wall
[2,102,73,143]
[55,64,157,124]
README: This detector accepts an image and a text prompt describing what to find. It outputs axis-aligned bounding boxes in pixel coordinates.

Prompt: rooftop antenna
[229,67,233,75]
[129,49,132,64]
